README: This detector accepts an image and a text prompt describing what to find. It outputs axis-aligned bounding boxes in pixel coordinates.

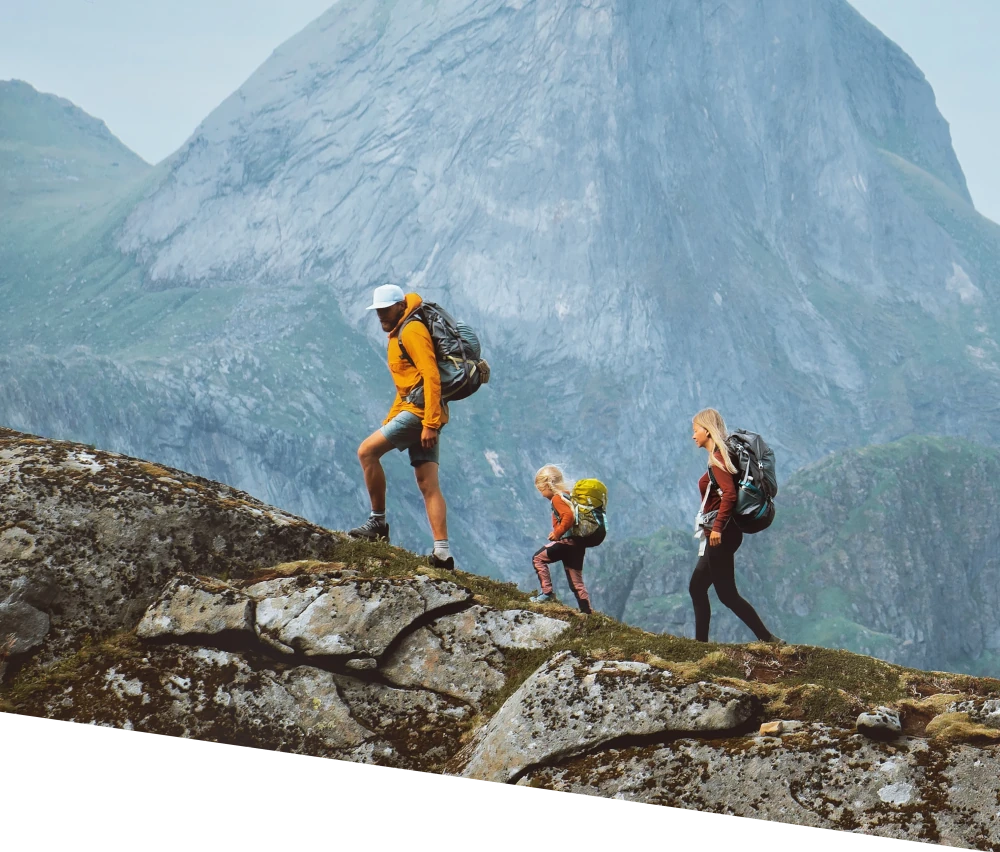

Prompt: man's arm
[400,322,443,430]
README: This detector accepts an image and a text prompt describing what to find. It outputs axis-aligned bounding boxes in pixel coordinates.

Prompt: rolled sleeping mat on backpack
[455,322,481,360]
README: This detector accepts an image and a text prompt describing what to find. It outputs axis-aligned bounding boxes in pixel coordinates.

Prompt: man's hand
[421,426,440,449]
[709,530,722,547]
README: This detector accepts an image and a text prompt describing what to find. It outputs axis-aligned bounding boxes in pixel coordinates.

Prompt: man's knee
[359,433,389,465]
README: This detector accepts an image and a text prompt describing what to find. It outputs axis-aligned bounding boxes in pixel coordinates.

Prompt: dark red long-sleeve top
[698,450,738,534]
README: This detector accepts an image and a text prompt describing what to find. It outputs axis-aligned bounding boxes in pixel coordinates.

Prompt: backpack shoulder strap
[396,307,425,366]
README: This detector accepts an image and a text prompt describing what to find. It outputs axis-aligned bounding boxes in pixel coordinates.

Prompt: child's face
[537,483,554,499]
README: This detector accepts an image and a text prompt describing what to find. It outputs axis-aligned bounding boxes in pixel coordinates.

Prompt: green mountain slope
[0,80,151,274]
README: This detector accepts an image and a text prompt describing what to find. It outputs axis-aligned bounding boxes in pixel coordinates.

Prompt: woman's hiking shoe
[530,592,557,604]
[427,552,455,571]
[766,635,787,646]
[348,516,390,542]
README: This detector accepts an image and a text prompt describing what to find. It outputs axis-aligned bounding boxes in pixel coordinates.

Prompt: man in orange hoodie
[348,283,454,569]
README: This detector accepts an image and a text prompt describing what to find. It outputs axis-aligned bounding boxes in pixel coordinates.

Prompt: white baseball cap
[366,283,406,310]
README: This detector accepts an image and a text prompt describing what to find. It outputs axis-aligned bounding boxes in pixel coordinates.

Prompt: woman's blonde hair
[693,408,737,474]
[535,464,570,495]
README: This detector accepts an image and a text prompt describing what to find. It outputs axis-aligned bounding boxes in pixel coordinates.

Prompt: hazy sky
[1,0,998,222]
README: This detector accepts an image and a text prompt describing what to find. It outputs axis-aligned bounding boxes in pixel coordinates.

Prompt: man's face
[376,301,406,332]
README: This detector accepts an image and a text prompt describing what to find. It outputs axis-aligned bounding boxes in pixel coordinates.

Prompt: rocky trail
[2,427,1000,848]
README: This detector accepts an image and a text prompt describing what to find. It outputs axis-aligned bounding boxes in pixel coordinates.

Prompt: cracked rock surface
[456,651,759,783]
[7,430,1000,850]
[0,429,346,658]
[523,725,1000,847]
[137,574,254,639]
[381,605,570,706]
[246,573,470,658]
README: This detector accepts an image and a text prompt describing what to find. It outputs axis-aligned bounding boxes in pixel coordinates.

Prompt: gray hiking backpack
[397,302,490,406]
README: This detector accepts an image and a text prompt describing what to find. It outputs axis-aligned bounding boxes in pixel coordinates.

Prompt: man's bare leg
[414,461,448,541]
[349,430,396,540]
[357,430,395,512]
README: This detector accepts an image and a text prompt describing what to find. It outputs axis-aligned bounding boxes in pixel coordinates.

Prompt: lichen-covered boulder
[381,605,569,706]
[0,574,59,673]
[9,641,473,770]
[0,430,348,656]
[136,574,254,639]
[456,650,759,783]
[481,609,571,649]
[948,697,1000,728]
[0,600,49,657]
[523,725,1000,848]
[245,574,471,658]
[857,706,902,739]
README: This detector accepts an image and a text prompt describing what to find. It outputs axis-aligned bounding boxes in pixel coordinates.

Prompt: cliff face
[3,428,1000,849]
[588,436,1000,676]
[4,1,1000,579]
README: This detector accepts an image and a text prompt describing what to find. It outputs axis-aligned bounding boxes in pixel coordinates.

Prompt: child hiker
[529,464,603,614]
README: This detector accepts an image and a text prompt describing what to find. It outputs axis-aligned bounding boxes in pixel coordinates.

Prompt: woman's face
[537,483,554,499]
[692,421,711,449]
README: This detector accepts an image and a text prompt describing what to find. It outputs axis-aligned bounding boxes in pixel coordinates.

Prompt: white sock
[433,539,451,559]
[370,511,386,520]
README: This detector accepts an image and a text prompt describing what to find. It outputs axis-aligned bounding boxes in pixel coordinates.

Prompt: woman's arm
[710,456,738,537]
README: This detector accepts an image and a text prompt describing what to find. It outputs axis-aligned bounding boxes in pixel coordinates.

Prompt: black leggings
[689,523,772,642]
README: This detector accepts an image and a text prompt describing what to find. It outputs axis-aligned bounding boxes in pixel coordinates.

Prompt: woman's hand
[548,532,560,541]
[709,530,722,547]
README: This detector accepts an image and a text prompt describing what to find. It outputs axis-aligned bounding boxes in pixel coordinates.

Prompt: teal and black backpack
[708,430,777,533]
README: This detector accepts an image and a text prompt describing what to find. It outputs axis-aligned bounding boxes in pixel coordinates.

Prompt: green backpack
[565,479,609,538]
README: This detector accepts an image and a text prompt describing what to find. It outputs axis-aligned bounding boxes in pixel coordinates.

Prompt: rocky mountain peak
[6,1,1000,590]
[0,79,146,166]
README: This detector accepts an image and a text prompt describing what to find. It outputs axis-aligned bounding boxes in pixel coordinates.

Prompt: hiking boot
[766,635,787,646]
[427,552,455,571]
[530,592,557,604]
[348,516,390,542]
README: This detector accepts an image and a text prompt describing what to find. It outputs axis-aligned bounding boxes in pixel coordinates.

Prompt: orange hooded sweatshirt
[382,293,448,430]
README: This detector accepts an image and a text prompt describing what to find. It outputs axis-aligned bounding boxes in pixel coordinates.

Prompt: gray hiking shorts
[380,411,440,466]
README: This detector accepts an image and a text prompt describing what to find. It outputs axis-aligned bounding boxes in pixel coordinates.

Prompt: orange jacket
[549,492,575,539]
[382,293,448,430]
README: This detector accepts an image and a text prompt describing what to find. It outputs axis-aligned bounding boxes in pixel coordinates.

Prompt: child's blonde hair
[535,464,570,495]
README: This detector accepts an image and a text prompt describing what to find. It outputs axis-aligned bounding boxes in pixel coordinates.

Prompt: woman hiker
[690,408,783,644]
